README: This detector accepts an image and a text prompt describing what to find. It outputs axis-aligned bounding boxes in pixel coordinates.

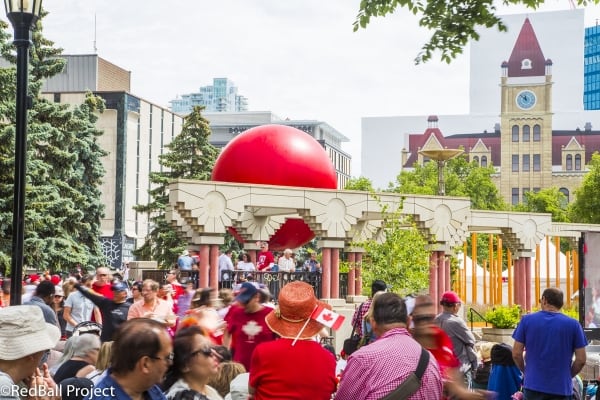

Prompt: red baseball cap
[440,291,462,304]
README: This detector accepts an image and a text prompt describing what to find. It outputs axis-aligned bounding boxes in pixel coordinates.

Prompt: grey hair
[72,334,101,358]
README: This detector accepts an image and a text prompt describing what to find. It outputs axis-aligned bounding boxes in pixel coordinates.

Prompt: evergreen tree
[0,13,107,273]
[135,106,219,268]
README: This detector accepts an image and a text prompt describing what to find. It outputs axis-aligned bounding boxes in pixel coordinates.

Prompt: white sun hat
[0,305,60,360]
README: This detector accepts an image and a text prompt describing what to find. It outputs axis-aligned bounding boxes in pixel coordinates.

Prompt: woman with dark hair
[164,326,223,400]
[128,281,143,304]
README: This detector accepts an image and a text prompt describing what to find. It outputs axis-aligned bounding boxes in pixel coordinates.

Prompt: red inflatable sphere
[213,124,336,249]
[211,124,337,189]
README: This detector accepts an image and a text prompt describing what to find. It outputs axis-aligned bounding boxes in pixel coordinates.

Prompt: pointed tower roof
[507,18,546,77]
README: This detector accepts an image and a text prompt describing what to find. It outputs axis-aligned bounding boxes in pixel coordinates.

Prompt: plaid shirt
[335,328,443,400]
[351,300,371,337]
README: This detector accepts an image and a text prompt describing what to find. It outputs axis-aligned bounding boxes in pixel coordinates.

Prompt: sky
[23,1,600,176]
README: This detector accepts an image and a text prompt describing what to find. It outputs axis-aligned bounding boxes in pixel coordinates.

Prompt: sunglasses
[412,314,435,324]
[190,347,214,358]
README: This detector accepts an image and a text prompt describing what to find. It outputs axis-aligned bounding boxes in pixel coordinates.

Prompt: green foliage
[561,305,579,321]
[484,304,521,328]
[344,176,375,191]
[514,187,569,222]
[134,106,219,268]
[0,13,107,273]
[353,0,596,64]
[391,155,506,211]
[354,201,430,295]
[569,152,600,223]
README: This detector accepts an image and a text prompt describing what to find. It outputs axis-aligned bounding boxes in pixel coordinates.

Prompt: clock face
[516,90,537,110]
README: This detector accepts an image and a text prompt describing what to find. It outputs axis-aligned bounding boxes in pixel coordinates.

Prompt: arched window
[575,154,582,170]
[522,125,530,142]
[481,156,487,167]
[559,188,570,204]
[473,156,479,165]
[566,154,573,170]
[521,59,532,69]
[533,124,541,141]
[512,125,519,142]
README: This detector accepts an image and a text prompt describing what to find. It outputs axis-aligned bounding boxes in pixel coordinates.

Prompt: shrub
[484,305,521,329]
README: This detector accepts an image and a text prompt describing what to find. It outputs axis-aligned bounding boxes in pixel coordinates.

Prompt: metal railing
[468,307,489,331]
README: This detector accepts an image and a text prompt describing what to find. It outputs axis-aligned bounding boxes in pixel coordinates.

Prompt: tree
[353,0,597,64]
[134,106,219,268]
[0,14,108,273]
[569,152,600,224]
[344,176,375,191]
[391,155,506,211]
[515,187,569,222]
[355,204,430,295]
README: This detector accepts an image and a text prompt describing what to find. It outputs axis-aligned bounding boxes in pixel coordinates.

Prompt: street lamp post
[418,148,464,196]
[4,0,42,305]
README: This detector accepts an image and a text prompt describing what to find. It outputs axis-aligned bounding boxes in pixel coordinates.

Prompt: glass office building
[169,77,248,114]
[585,25,600,110]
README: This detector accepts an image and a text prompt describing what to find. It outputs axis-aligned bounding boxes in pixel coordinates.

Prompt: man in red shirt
[223,282,275,370]
[92,267,113,300]
[255,242,274,272]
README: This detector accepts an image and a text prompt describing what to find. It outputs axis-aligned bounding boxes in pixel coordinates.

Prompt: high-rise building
[41,54,184,268]
[585,24,600,109]
[169,77,248,114]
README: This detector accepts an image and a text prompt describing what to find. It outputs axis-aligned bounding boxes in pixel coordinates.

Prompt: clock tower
[499,18,553,205]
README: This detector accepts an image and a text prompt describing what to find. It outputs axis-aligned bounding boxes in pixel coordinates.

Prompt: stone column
[429,252,439,307]
[347,252,356,297]
[355,252,363,296]
[321,248,331,299]
[243,242,260,265]
[199,244,210,288]
[525,256,532,312]
[209,244,219,292]
[331,248,340,298]
[444,254,451,293]
[437,251,445,303]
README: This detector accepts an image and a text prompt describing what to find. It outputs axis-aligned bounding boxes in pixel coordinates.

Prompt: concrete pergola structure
[166,179,600,309]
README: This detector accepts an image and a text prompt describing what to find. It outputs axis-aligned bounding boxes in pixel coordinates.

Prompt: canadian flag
[311,305,345,330]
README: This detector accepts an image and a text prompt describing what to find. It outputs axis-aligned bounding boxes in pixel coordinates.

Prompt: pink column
[445,255,451,292]
[199,244,210,288]
[437,251,445,305]
[513,258,521,308]
[429,252,439,308]
[321,248,331,299]
[248,250,257,264]
[524,257,532,312]
[355,253,363,296]
[331,248,340,298]
[347,252,356,296]
[209,245,219,292]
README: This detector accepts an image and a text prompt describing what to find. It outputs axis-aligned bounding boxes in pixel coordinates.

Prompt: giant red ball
[211,124,337,189]
[212,124,337,249]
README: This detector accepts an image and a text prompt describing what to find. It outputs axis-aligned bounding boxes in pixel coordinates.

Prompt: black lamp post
[4,0,42,305]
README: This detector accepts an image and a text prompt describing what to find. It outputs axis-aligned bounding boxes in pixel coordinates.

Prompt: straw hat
[0,305,60,360]
[265,281,330,339]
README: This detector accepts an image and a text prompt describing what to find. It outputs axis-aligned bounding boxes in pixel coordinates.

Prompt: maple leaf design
[242,320,263,342]
[322,312,333,322]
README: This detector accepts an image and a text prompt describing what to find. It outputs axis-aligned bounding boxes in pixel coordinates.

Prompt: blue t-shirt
[512,310,587,396]
[89,370,166,400]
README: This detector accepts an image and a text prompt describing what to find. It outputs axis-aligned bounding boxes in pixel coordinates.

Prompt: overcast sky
[30,1,600,176]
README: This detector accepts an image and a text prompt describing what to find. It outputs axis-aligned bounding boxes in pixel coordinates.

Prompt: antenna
[93,13,97,53]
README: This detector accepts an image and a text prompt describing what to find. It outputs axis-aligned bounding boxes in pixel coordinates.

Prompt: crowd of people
[0,258,589,400]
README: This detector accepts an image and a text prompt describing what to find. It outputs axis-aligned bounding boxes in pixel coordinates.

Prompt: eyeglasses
[98,274,108,277]
[190,347,214,358]
[54,295,63,298]
[148,352,174,363]
[412,314,436,324]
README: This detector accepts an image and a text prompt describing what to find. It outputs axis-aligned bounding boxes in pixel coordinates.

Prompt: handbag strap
[380,347,430,400]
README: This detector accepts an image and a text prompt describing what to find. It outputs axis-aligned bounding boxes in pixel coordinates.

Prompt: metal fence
[138,269,348,302]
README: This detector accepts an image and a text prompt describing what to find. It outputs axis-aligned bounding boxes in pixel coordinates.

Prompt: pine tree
[0,12,107,274]
[135,106,219,268]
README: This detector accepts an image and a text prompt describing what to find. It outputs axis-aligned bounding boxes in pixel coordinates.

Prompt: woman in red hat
[248,281,337,400]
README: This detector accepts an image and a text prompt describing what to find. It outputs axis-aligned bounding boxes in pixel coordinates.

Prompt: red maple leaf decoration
[322,312,333,322]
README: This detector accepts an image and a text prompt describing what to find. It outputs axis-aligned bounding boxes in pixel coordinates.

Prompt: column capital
[317,239,346,249]
[191,235,225,245]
